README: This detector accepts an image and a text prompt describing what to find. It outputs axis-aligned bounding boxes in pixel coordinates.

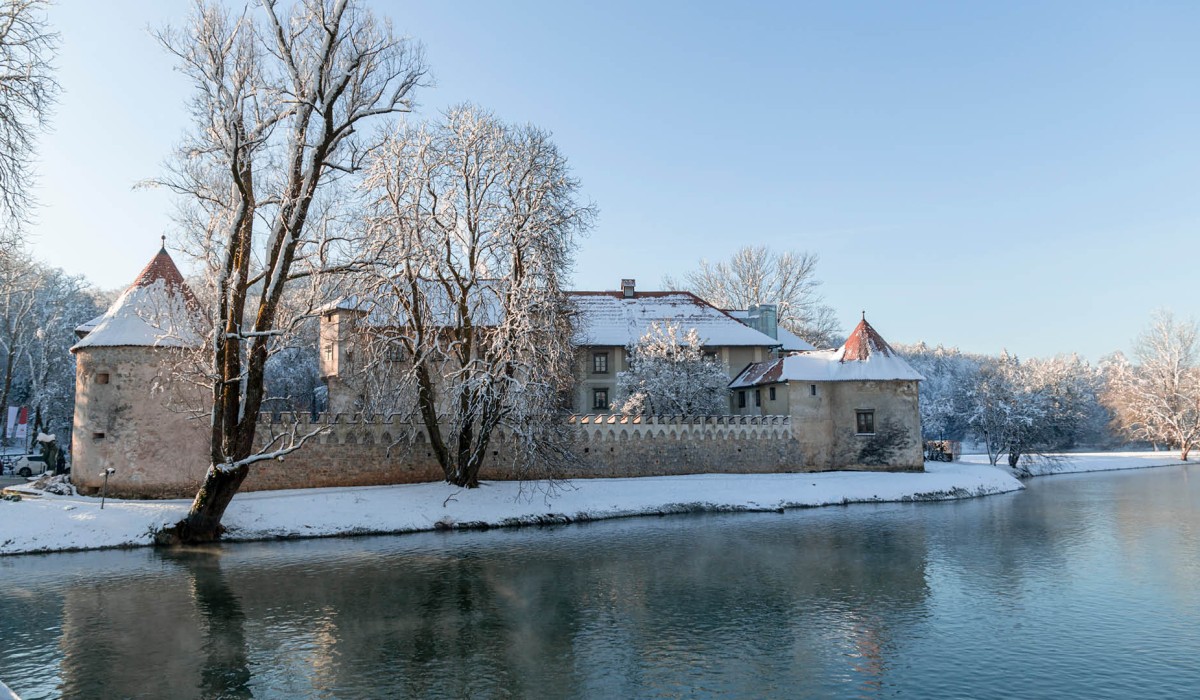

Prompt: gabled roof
[568,291,780,348]
[72,247,205,351]
[729,318,922,387]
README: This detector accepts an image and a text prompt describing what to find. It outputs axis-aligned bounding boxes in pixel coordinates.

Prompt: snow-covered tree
[896,342,983,441]
[664,245,841,348]
[0,247,38,443]
[359,105,594,488]
[19,265,100,442]
[903,341,1112,459]
[153,0,428,543]
[0,0,58,229]
[968,352,1048,470]
[0,251,99,445]
[1102,311,1200,461]
[1023,353,1106,451]
[613,321,729,416]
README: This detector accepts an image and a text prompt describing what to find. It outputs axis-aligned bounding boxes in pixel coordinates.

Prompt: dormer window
[621,278,636,298]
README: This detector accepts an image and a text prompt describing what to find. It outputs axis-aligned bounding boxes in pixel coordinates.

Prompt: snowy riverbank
[0,452,1187,556]
[958,450,1190,477]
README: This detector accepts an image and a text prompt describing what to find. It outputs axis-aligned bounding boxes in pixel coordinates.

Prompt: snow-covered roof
[775,326,817,352]
[74,313,105,338]
[724,309,817,352]
[72,248,205,351]
[729,318,923,387]
[569,292,781,348]
[324,285,783,349]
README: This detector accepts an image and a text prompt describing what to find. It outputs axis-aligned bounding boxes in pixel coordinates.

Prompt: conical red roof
[129,246,200,308]
[839,317,898,362]
[71,244,204,350]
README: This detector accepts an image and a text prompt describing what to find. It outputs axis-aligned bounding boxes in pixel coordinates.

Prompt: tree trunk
[160,465,251,544]
[0,348,15,446]
[1182,444,1191,461]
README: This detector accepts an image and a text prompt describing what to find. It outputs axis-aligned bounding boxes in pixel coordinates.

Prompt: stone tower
[70,245,210,497]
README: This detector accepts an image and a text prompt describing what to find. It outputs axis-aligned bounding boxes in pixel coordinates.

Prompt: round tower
[70,244,210,498]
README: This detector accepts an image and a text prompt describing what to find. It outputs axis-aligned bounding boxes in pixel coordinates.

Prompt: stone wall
[72,345,919,500]
[240,412,807,494]
[71,346,212,499]
[74,408,814,498]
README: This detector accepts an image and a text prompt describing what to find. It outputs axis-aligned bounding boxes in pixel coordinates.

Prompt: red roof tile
[839,317,897,362]
[129,247,200,309]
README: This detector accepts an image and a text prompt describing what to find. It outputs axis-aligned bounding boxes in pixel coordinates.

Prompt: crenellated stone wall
[240,412,807,494]
[74,409,815,498]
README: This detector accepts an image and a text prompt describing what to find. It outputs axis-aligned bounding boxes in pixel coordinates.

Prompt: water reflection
[55,549,253,699]
[5,465,1199,699]
[177,550,253,699]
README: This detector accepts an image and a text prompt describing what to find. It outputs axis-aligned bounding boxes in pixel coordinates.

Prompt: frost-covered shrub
[613,322,729,415]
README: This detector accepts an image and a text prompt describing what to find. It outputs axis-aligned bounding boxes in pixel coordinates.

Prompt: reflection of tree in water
[168,550,253,700]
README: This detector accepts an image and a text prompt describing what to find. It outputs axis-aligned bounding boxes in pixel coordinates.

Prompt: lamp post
[100,468,115,509]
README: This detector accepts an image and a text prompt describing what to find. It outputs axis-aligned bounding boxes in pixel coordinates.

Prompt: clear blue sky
[29,1,1200,360]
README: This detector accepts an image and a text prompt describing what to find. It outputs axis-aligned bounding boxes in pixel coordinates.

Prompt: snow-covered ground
[958,450,1189,476]
[0,451,1186,556]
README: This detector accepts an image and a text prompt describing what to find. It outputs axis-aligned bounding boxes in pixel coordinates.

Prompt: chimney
[621,278,636,298]
[747,303,778,339]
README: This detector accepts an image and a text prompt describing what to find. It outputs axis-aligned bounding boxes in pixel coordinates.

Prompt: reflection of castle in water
[54,516,930,697]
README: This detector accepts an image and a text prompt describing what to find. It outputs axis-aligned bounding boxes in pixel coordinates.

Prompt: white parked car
[4,454,49,478]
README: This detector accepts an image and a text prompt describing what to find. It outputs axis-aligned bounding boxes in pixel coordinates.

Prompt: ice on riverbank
[0,452,1185,556]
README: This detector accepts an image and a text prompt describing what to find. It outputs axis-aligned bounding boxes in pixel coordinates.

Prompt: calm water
[3,465,1200,699]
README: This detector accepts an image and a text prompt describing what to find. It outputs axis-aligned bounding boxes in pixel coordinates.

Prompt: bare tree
[154,0,427,542]
[665,245,841,347]
[1102,310,1200,461]
[358,105,594,488]
[0,0,57,231]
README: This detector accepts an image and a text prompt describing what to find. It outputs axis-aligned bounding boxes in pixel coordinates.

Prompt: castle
[70,248,924,498]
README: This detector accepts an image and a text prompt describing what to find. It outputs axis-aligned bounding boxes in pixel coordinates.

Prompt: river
[2,464,1199,699]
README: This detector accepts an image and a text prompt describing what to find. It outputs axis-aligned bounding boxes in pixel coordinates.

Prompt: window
[737,391,747,408]
[769,387,776,401]
[324,344,334,360]
[754,389,761,407]
[810,384,817,396]
[92,432,106,440]
[95,372,110,385]
[592,388,609,411]
[856,410,875,435]
[593,352,609,374]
